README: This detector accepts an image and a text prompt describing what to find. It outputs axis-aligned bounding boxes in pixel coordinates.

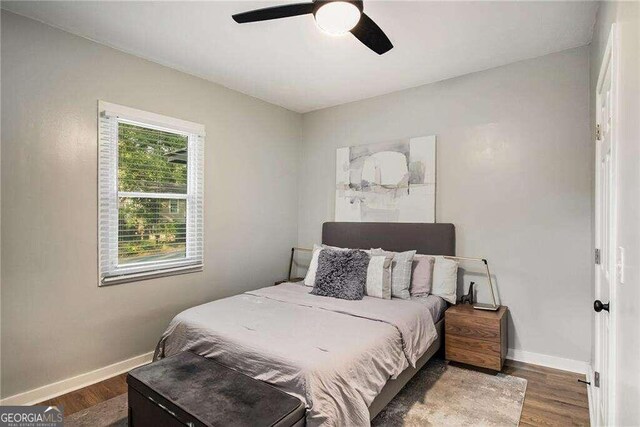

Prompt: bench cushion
[128,351,305,427]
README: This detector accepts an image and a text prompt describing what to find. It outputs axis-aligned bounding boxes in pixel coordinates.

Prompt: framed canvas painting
[335,135,436,222]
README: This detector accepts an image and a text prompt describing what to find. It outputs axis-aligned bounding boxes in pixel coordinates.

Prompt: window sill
[100,263,203,286]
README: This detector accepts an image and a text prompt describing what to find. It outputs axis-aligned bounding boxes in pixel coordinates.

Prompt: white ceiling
[3,1,598,113]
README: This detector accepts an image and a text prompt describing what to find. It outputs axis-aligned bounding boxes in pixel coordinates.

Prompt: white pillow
[431,256,459,304]
[303,244,323,287]
[325,244,375,254]
[365,255,393,299]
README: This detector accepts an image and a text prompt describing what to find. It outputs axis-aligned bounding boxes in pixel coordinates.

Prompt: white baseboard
[0,351,154,406]
[507,348,589,374]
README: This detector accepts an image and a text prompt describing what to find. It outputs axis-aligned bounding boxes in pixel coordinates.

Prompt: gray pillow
[311,249,369,300]
[370,249,417,299]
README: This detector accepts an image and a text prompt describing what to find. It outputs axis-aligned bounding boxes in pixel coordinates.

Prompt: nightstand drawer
[445,314,500,341]
[445,341,502,371]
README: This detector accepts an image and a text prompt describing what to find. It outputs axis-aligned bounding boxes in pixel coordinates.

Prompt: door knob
[594,300,610,312]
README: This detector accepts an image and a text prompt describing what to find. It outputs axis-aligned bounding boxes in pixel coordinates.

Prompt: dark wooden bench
[127,351,305,427]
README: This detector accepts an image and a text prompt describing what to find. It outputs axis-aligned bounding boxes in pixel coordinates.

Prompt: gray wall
[590,3,640,424]
[0,11,301,398]
[298,47,593,363]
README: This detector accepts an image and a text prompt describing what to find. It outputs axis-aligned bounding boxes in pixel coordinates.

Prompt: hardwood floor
[38,373,128,417]
[38,360,590,425]
[504,360,590,426]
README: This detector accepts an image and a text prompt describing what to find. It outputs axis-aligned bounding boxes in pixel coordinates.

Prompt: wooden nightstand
[445,304,508,371]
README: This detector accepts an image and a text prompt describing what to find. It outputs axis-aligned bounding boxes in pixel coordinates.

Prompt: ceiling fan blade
[350,13,393,55]
[232,3,315,23]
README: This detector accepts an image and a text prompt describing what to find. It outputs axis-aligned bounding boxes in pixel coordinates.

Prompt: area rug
[372,359,527,426]
[65,358,526,426]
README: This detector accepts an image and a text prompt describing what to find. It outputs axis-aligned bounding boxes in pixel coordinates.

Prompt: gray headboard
[322,222,456,256]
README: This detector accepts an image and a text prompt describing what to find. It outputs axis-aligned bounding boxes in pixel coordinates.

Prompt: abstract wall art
[335,135,436,222]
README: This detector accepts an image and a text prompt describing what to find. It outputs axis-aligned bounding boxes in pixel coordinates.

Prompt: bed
[155,222,455,426]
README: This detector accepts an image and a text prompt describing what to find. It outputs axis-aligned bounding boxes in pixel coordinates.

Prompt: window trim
[98,101,205,286]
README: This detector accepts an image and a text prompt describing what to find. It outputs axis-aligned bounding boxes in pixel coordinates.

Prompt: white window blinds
[98,101,204,285]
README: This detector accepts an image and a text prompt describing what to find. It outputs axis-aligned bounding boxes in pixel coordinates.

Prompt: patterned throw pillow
[365,255,393,299]
[311,249,369,300]
[370,249,416,300]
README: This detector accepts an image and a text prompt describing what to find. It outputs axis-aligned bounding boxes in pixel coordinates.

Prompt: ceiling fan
[232,0,393,55]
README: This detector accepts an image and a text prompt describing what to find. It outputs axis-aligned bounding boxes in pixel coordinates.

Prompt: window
[98,101,204,285]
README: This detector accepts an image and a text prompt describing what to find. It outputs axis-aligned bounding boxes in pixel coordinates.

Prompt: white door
[594,25,617,427]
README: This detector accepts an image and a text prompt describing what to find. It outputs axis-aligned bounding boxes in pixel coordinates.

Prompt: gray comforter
[155,283,438,426]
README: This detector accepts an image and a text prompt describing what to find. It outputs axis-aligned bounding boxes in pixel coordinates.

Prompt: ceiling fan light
[314,2,361,36]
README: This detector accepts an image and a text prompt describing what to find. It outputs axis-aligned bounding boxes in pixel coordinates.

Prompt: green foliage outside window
[117,123,188,264]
